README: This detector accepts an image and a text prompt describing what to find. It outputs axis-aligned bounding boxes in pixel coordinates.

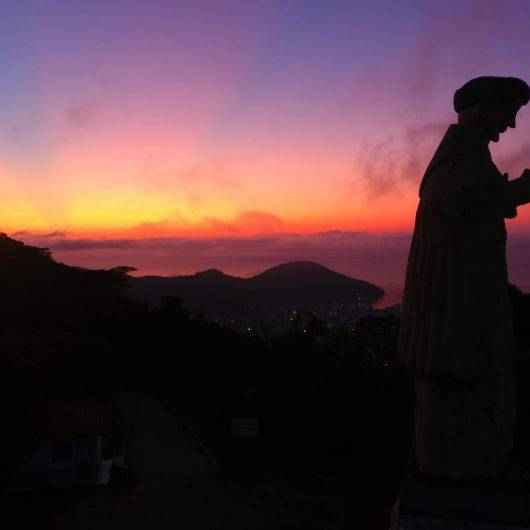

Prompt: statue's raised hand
[520,168,530,182]
[508,169,530,206]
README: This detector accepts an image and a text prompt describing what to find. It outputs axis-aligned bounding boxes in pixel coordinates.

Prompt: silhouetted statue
[398,76,530,480]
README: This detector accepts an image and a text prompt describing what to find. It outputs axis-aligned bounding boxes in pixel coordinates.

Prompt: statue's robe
[397,122,519,478]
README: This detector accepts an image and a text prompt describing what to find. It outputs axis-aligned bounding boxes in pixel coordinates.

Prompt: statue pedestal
[400,472,530,526]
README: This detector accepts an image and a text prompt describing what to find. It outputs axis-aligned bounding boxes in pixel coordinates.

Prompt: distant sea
[373,285,404,309]
[372,280,530,312]
[16,229,530,306]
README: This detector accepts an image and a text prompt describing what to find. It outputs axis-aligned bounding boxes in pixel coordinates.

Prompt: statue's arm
[435,159,526,221]
[505,173,530,208]
[499,173,517,218]
[436,177,510,221]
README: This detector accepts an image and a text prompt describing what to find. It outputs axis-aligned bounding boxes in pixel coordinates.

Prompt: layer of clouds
[356,1,528,200]
[12,230,67,239]
[12,229,412,289]
[136,157,245,211]
[12,229,530,301]
[354,120,447,199]
[138,158,242,192]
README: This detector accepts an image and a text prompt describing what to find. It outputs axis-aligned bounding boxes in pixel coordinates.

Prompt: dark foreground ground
[1,469,345,529]
[400,514,530,529]
[399,472,530,530]
[11,471,530,530]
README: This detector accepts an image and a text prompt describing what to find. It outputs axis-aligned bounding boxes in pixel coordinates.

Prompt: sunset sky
[4,1,530,294]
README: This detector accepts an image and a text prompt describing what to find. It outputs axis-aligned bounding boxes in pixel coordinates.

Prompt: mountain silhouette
[0,233,132,312]
[0,232,386,330]
[251,261,370,288]
[0,233,134,376]
[129,261,384,326]
[193,268,234,281]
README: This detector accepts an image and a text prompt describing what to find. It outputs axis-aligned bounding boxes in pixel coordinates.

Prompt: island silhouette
[129,261,386,332]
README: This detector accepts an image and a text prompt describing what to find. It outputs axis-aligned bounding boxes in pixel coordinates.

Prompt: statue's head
[454,76,530,143]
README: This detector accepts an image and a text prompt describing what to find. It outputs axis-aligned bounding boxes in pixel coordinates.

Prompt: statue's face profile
[481,102,521,143]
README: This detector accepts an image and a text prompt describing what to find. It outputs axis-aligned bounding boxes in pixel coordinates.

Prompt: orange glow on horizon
[4,2,530,257]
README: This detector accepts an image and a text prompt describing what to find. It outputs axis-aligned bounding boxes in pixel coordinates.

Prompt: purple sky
[4,1,530,298]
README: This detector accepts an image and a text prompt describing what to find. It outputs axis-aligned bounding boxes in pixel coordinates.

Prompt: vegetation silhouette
[0,234,351,496]
[5,230,530,527]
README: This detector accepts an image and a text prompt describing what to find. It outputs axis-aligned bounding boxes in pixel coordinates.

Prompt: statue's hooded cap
[453,76,530,113]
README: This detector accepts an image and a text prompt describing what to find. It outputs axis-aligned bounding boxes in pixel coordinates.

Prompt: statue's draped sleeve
[419,139,518,222]
[400,124,516,381]
[399,123,519,479]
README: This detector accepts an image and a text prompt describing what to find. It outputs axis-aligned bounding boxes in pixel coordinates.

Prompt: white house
[7,397,118,492]
[10,434,114,491]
